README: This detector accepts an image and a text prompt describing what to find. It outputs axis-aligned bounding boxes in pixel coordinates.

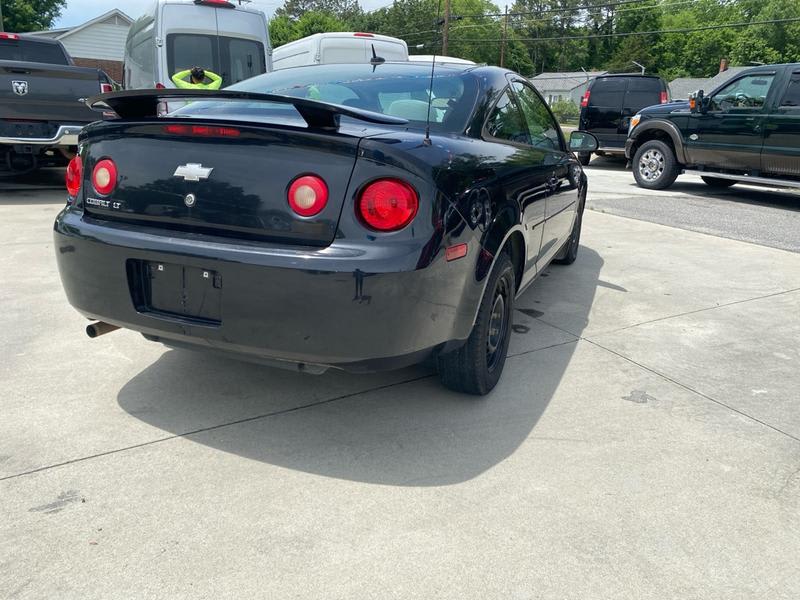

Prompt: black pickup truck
[0,33,112,174]
[625,63,800,190]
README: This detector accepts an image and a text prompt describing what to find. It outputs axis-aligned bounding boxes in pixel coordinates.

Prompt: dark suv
[626,63,800,190]
[577,74,669,165]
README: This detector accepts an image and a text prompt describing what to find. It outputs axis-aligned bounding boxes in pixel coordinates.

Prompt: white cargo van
[124,0,271,89]
[271,32,408,70]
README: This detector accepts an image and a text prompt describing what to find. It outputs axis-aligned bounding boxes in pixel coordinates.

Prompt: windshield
[172,63,479,133]
[0,39,69,64]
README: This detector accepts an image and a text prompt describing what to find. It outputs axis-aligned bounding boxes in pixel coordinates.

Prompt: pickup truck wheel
[701,176,736,189]
[437,253,514,396]
[578,153,591,166]
[632,140,679,190]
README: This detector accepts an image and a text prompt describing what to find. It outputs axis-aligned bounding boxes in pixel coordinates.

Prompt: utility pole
[500,5,508,68]
[0,0,5,33]
[441,0,450,56]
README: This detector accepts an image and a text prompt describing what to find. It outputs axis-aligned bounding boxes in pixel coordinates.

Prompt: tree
[0,0,65,32]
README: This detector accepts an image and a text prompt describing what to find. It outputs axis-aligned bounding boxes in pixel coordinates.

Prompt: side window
[708,74,775,112]
[512,81,562,151]
[779,73,800,108]
[484,89,530,145]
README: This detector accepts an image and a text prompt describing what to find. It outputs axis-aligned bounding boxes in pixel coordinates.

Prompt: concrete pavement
[1,193,799,598]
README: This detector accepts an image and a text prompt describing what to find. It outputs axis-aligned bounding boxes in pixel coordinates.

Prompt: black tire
[553,200,584,265]
[701,176,736,188]
[437,253,515,395]
[632,140,680,190]
[578,152,591,166]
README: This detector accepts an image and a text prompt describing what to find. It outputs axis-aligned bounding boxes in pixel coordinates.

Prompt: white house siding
[60,22,130,62]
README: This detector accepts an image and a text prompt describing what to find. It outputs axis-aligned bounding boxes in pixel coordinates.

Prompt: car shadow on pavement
[116,247,602,486]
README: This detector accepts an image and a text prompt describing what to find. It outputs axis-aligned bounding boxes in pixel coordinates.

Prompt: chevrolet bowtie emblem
[173,163,213,182]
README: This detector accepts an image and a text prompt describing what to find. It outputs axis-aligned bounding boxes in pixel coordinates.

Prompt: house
[530,71,607,106]
[27,9,133,83]
[668,61,750,100]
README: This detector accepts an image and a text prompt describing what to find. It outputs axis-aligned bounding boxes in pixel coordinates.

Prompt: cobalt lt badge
[12,80,28,96]
[184,193,197,207]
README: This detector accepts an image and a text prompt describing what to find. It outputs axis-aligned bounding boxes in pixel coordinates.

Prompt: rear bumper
[0,124,84,147]
[54,209,480,372]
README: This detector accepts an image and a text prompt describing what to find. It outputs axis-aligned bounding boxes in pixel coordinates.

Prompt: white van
[124,0,271,89]
[271,32,408,70]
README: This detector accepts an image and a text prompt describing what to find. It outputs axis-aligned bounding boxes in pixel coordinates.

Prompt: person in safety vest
[171,66,222,90]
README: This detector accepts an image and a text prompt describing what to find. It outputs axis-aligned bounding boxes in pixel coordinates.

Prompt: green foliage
[550,99,579,122]
[0,0,65,32]
[268,0,800,77]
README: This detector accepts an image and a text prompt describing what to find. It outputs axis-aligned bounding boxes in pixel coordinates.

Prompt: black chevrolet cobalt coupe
[55,62,597,395]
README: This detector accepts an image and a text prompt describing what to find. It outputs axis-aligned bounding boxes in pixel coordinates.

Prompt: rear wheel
[437,253,515,395]
[701,176,736,189]
[632,140,679,190]
[578,153,591,166]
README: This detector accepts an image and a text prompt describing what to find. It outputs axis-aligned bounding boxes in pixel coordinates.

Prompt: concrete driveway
[2,174,799,598]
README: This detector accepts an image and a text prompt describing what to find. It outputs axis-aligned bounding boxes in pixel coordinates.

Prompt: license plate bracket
[129,260,222,324]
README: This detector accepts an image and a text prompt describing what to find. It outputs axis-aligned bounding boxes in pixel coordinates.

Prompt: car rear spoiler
[86,89,408,130]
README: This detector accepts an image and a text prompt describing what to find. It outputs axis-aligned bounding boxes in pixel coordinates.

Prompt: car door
[761,69,800,177]
[685,72,778,171]
[511,80,579,269]
[482,87,551,284]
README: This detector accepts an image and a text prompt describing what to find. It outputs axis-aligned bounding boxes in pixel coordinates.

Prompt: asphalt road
[584,155,800,253]
[2,168,800,598]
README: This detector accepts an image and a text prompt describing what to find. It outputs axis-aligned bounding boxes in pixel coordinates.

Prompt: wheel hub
[486,290,507,368]
[638,149,665,182]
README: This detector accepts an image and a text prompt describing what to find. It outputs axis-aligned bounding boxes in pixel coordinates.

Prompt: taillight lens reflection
[65,156,83,198]
[92,159,118,196]
[163,124,240,137]
[357,179,419,232]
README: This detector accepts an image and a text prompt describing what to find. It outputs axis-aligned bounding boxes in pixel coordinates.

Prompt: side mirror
[690,90,706,113]
[569,130,598,154]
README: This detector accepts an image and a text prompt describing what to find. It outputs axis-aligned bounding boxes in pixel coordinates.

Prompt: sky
[54,0,390,28]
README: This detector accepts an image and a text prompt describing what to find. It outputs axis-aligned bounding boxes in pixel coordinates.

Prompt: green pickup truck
[625,63,800,190]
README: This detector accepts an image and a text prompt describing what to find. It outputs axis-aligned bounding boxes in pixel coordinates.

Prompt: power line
[458,0,682,19]
[452,16,800,43]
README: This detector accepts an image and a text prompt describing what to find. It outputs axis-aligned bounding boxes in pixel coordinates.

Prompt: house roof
[669,66,751,99]
[530,71,607,93]
[27,9,133,40]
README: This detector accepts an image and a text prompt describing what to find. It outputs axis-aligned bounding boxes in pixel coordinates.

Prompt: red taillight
[100,83,113,94]
[163,124,240,137]
[65,156,83,198]
[357,179,419,232]
[660,91,668,104]
[92,159,118,196]
[0,33,20,40]
[354,32,375,37]
[580,90,590,108]
[288,175,328,217]
[155,82,166,89]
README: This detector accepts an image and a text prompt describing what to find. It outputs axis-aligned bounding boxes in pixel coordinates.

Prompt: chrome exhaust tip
[86,321,120,338]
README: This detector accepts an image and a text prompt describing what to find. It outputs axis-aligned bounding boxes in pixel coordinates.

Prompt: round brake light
[357,179,419,232]
[65,156,83,197]
[288,175,328,217]
[92,159,118,196]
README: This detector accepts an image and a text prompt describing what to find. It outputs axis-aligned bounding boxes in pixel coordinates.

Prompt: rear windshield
[0,39,68,64]
[172,64,479,134]
[167,34,266,86]
[625,77,664,109]
[589,77,626,107]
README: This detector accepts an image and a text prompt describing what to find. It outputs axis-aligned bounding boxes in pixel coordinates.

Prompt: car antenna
[424,0,444,147]
[370,44,385,73]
